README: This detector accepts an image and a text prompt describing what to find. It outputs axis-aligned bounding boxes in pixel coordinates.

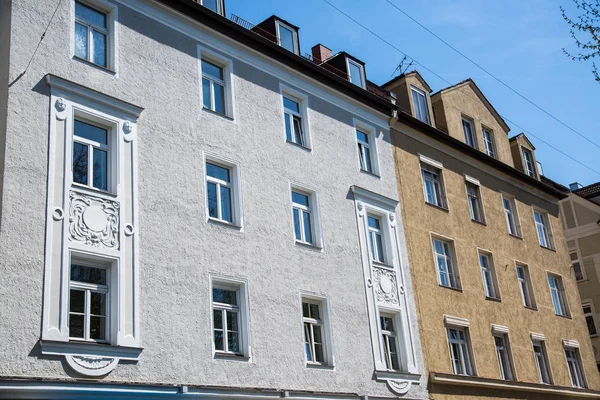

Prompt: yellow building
[560,183,600,372]
[383,71,600,399]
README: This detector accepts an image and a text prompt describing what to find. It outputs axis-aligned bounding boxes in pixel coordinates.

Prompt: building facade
[0,0,427,398]
[383,72,600,399]
[560,183,600,372]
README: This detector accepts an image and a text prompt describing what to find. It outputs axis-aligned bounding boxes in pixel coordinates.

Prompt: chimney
[569,182,583,191]
[311,44,332,63]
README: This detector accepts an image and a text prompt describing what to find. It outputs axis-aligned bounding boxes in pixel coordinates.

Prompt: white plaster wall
[0,0,427,398]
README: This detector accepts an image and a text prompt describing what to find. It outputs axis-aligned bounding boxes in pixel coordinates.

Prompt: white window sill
[73,56,116,75]
[294,241,323,251]
[360,169,381,179]
[306,362,335,370]
[40,339,143,361]
[208,217,242,231]
[372,260,394,270]
[375,369,422,382]
[286,140,312,152]
[202,107,234,122]
[213,352,249,362]
[72,183,117,199]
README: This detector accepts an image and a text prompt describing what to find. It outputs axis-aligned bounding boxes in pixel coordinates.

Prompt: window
[69,262,109,342]
[206,162,234,224]
[502,196,520,236]
[411,86,430,124]
[548,274,569,317]
[534,210,552,249]
[466,182,484,223]
[447,327,474,376]
[283,95,306,147]
[422,164,445,208]
[356,129,374,173]
[74,1,110,68]
[516,264,535,308]
[201,59,226,115]
[571,252,584,282]
[380,314,401,371]
[433,238,458,289]
[199,0,223,14]
[522,148,536,178]
[482,128,496,158]
[276,21,298,54]
[495,335,514,380]
[479,252,498,299]
[532,339,552,384]
[72,119,110,191]
[292,190,314,245]
[583,303,598,336]
[368,215,385,263]
[462,117,476,148]
[347,59,365,88]
[302,300,325,364]
[565,347,586,388]
[212,284,242,355]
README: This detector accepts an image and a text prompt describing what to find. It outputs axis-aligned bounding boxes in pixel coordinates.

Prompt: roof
[509,132,536,150]
[573,182,600,199]
[541,176,569,194]
[154,0,395,115]
[431,78,510,133]
[393,110,568,200]
[382,70,432,93]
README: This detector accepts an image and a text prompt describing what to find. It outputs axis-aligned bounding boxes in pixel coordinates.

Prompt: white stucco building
[0,0,426,398]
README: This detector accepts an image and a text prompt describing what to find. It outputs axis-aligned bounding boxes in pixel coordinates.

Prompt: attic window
[276,21,299,54]
[347,58,365,88]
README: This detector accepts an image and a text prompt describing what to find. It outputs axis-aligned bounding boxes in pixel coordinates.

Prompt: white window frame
[516,262,536,309]
[465,179,485,223]
[290,184,323,249]
[367,213,388,265]
[482,127,496,158]
[461,116,476,149]
[522,147,537,178]
[533,209,554,249]
[198,46,235,120]
[501,194,521,237]
[410,85,430,124]
[280,85,311,149]
[275,20,299,54]
[421,162,446,208]
[494,333,515,380]
[379,311,403,372]
[582,301,598,337]
[203,154,243,228]
[72,0,118,71]
[446,324,475,376]
[210,276,251,359]
[354,120,380,176]
[432,234,460,289]
[199,0,224,15]
[346,58,366,89]
[300,293,334,367]
[564,346,586,388]
[478,250,499,300]
[532,338,552,384]
[570,251,586,282]
[547,273,569,317]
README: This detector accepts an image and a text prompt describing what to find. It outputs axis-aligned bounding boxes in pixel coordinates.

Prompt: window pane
[71,264,107,285]
[292,191,309,207]
[202,78,211,109]
[214,330,224,351]
[227,332,239,353]
[73,142,88,185]
[207,182,218,219]
[90,292,106,316]
[368,216,380,230]
[363,147,373,172]
[356,130,369,143]
[278,25,295,52]
[375,233,384,262]
[202,60,223,80]
[213,309,223,329]
[212,288,237,305]
[586,316,597,335]
[302,211,312,243]
[220,186,232,223]
[302,302,310,318]
[74,22,88,59]
[304,323,312,361]
[214,83,225,115]
[206,163,230,182]
[69,289,85,313]
[74,120,108,144]
[313,325,323,344]
[309,303,320,320]
[92,30,107,67]
[285,113,293,141]
[75,2,107,28]
[314,343,324,363]
[201,0,219,13]
[69,314,85,338]
[293,116,304,145]
[93,148,108,191]
[90,316,106,340]
[348,61,363,86]
[227,311,238,332]
[293,208,301,241]
[283,97,300,113]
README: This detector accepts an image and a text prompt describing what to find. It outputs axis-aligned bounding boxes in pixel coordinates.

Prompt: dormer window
[199,0,224,15]
[522,148,536,178]
[347,58,365,88]
[411,86,430,124]
[276,20,299,54]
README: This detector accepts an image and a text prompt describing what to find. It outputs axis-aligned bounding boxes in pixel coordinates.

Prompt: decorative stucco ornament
[69,191,120,249]
[123,121,136,142]
[386,379,411,395]
[65,354,119,377]
[55,98,68,120]
[51,206,64,221]
[373,266,399,305]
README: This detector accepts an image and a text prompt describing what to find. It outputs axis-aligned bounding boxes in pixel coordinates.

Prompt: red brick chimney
[311,44,332,63]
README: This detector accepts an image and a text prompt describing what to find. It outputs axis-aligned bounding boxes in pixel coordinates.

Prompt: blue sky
[226,0,600,187]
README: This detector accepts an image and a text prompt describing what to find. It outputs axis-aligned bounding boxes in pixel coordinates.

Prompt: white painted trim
[345,57,366,89]
[492,324,509,335]
[198,45,236,121]
[418,153,443,170]
[274,19,299,55]
[280,83,312,150]
[289,181,324,250]
[354,118,382,177]
[464,174,480,186]
[444,315,470,328]
[563,339,581,349]
[203,152,244,230]
[298,291,336,368]
[350,186,398,210]
[530,332,546,341]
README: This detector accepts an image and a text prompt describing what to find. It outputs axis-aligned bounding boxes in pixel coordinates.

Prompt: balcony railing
[230,14,278,44]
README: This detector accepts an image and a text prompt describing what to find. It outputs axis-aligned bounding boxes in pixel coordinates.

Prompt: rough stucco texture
[0,0,427,398]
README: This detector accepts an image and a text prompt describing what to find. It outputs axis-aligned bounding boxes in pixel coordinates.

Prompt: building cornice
[430,372,600,398]
[394,111,567,200]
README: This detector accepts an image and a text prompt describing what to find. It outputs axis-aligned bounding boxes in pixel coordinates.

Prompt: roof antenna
[391,56,415,77]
